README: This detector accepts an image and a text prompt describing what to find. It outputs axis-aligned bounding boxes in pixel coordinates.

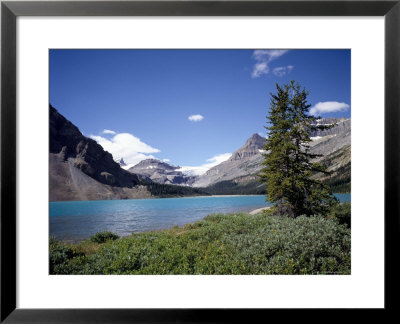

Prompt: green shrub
[50,213,350,275]
[49,237,74,274]
[330,202,351,227]
[90,231,119,244]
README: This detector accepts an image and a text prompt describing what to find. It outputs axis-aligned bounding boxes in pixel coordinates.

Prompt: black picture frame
[1,0,399,322]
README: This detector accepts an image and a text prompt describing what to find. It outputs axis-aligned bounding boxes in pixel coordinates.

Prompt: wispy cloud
[188,114,204,122]
[252,62,269,78]
[90,132,160,168]
[309,101,350,116]
[178,153,232,176]
[251,50,289,78]
[102,129,116,135]
[272,65,294,77]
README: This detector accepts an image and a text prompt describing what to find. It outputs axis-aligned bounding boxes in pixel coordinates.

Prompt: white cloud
[252,62,269,78]
[206,153,232,165]
[309,101,350,116]
[102,129,116,135]
[188,114,204,122]
[162,158,170,163]
[253,50,289,61]
[251,50,289,78]
[272,65,294,77]
[178,153,232,176]
[90,132,160,167]
[258,132,269,139]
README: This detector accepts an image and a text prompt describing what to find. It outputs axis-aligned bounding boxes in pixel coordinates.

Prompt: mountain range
[50,105,350,201]
[125,117,351,194]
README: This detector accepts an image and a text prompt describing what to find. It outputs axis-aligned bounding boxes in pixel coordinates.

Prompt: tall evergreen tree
[259,81,337,218]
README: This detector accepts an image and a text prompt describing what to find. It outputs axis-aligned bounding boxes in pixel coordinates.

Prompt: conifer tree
[259,81,337,218]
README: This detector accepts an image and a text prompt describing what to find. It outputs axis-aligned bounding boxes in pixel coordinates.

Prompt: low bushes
[90,231,119,243]
[329,202,351,227]
[49,237,75,274]
[50,212,350,275]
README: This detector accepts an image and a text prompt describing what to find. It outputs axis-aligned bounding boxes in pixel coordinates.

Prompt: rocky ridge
[192,134,265,188]
[128,159,197,186]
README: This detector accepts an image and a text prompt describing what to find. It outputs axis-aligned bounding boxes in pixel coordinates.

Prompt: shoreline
[50,192,350,203]
[50,194,266,203]
[248,206,271,215]
[55,206,272,244]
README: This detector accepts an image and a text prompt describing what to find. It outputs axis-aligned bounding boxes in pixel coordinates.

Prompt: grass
[50,205,351,275]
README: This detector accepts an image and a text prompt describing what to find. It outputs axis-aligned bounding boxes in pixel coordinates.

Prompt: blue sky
[50,49,350,173]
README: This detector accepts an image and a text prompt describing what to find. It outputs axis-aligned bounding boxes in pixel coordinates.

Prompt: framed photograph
[1,0,399,322]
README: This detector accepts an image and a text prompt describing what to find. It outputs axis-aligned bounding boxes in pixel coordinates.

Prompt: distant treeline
[323,179,351,194]
[202,179,267,195]
[144,182,209,198]
[143,173,350,198]
[202,177,350,196]
[322,162,351,194]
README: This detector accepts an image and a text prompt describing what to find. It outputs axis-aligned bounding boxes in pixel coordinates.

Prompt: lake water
[50,194,350,242]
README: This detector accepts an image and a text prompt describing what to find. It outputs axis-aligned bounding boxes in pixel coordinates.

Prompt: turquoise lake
[50,194,350,241]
